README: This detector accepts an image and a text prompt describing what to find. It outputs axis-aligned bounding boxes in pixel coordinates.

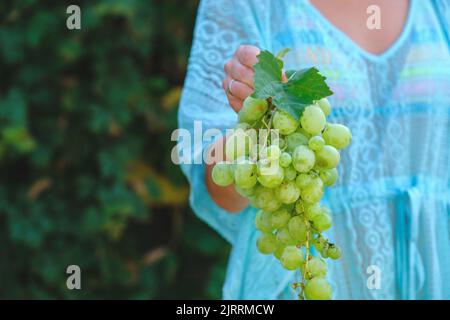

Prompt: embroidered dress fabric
[178,0,450,299]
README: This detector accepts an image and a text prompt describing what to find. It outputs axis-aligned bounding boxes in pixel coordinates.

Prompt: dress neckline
[303,0,418,62]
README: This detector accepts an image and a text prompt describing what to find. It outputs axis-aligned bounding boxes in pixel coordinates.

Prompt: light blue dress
[178,0,450,299]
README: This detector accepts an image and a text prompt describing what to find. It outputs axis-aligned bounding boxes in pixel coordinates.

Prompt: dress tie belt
[395,187,425,300]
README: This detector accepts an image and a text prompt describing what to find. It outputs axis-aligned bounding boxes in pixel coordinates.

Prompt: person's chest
[309,0,410,55]
[272,0,450,111]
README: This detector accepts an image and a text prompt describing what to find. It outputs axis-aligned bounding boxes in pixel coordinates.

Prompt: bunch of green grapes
[212,96,351,300]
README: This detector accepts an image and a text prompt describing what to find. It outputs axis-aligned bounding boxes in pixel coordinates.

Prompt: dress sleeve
[177,0,270,244]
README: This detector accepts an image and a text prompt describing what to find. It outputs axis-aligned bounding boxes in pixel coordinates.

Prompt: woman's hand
[222,45,260,112]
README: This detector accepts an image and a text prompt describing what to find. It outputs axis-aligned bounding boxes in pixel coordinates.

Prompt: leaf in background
[126,161,189,206]
[0,88,27,125]
[27,178,52,200]
[0,0,225,300]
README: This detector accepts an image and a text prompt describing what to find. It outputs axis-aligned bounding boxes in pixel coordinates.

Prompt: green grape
[292,145,315,173]
[257,233,277,254]
[305,202,322,220]
[279,152,292,168]
[300,105,326,135]
[284,165,297,181]
[257,164,284,188]
[301,257,327,279]
[286,132,309,152]
[245,128,259,147]
[327,244,342,260]
[253,186,281,212]
[271,137,286,149]
[280,246,305,270]
[236,122,251,130]
[320,242,330,258]
[312,209,332,232]
[322,123,352,149]
[273,244,286,260]
[211,161,234,186]
[308,135,325,151]
[276,226,296,246]
[262,145,281,161]
[295,173,313,190]
[315,145,340,169]
[317,98,331,117]
[257,157,272,171]
[301,177,323,204]
[248,141,260,162]
[225,129,251,160]
[271,208,291,229]
[319,168,339,186]
[313,236,327,252]
[312,163,323,172]
[255,210,273,233]
[234,160,257,188]
[233,155,249,165]
[273,110,299,135]
[235,185,256,197]
[308,257,328,278]
[305,277,333,300]
[288,215,307,244]
[296,127,312,138]
[238,96,268,123]
[275,181,301,204]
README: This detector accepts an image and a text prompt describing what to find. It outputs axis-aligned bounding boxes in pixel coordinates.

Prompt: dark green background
[0,0,230,299]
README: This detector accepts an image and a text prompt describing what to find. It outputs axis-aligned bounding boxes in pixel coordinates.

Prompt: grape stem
[299,216,311,300]
[261,102,275,147]
[261,118,270,130]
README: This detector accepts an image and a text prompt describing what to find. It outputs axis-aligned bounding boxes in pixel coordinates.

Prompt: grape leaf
[284,68,332,99]
[274,67,333,119]
[252,50,284,100]
[252,50,333,120]
[285,69,297,80]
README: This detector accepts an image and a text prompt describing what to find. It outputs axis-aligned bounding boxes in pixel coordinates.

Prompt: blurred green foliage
[0,0,229,299]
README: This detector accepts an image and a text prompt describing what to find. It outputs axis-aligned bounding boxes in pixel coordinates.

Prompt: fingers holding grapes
[223,45,260,112]
[222,76,253,112]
